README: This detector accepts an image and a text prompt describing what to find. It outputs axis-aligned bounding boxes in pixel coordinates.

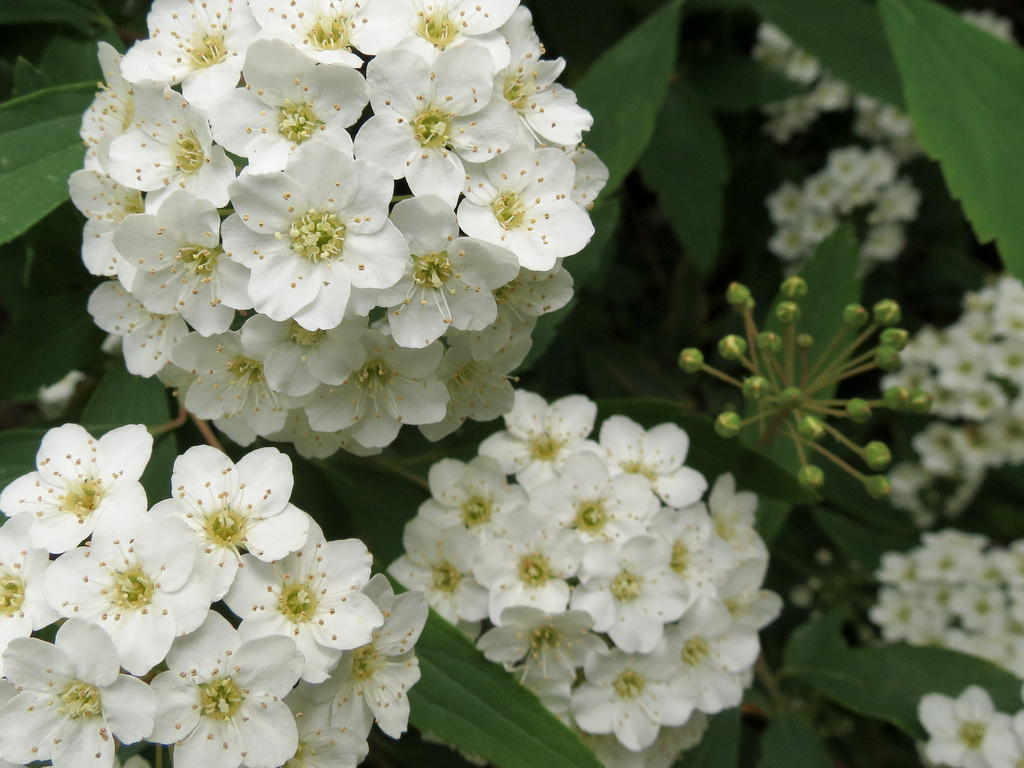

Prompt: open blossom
[281,688,369,768]
[919,686,1012,768]
[0,516,58,677]
[69,169,143,287]
[396,0,520,68]
[80,41,135,171]
[0,424,152,554]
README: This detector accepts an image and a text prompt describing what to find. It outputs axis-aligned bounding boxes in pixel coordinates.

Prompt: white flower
[222,143,407,330]
[706,474,768,564]
[566,144,608,209]
[87,279,190,377]
[80,42,135,171]
[377,196,521,347]
[281,688,369,768]
[458,143,595,271]
[648,503,738,600]
[224,519,383,684]
[571,535,691,654]
[984,709,1024,768]
[919,686,1012,768]
[354,43,517,206]
[478,389,599,490]
[579,713,708,768]
[150,445,310,600]
[44,515,210,675]
[416,455,526,537]
[107,83,235,210]
[112,190,252,336]
[717,559,782,632]
[120,0,259,110]
[304,328,449,448]
[0,620,157,768]
[0,516,58,676]
[398,0,520,68]
[329,575,427,738]
[149,611,303,768]
[69,170,143,288]
[209,38,368,173]
[0,423,152,554]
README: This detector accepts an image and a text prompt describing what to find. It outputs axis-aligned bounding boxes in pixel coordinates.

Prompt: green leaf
[0,0,112,34]
[879,0,1024,280]
[0,82,97,245]
[574,0,683,196]
[755,0,905,108]
[689,51,808,112]
[756,710,832,768]
[783,610,1024,740]
[595,398,818,505]
[639,80,729,272]
[811,507,917,571]
[410,611,604,768]
[675,708,740,767]
[12,57,50,96]
[0,290,105,401]
[0,430,45,490]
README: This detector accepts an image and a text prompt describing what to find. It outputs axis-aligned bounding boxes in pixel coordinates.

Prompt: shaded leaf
[675,708,740,768]
[0,0,112,35]
[690,51,808,112]
[12,57,50,96]
[811,507,917,571]
[756,710,832,768]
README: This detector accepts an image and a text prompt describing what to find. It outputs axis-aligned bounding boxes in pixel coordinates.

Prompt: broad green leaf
[595,398,818,505]
[0,0,112,34]
[40,31,120,84]
[756,711,832,768]
[754,0,905,108]
[574,0,683,196]
[689,51,808,112]
[0,82,96,244]
[0,430,45,489]
[811,507,917,571]
[879,0,1024,280]
[12,57,50,96]
[675,709,740,767]
[410,611,604,768]
[783,610,1024,740]
[0,290,105,401]
[639,80,729,273]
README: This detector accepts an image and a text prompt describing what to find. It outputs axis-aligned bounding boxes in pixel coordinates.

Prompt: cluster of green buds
[679,278,932,499]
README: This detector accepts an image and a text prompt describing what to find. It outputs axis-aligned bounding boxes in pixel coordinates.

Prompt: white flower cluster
[871,529,1024,676]
[765,144,920,266]
[0,423,427,768]
[387,390,782,768]
[72,0,606,457]
[883,276,1024,527]
[918,684,1024,768]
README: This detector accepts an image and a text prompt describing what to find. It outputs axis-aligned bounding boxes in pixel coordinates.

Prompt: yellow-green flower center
[284,742,306,768]
[610,570,643,602]
[279,583,318,622]
[412,106,452,149]
[200,678,244,721]
[504,74,535,111]
[351,642,387,680]
[681,637,710,666]
[418,13,457,49]
[574,501,607,533]
[279,100,321,143]
[59,682,103,719]
[229,356,265,387]
[431,560,462,593]
[529,435,561,461]
[62,478,103,518]
[290,209,345,263]
[412,251,453,289]
[0,576,24,614]
[115,566,154,609]
[959,721,986,749]
[187,33,228,68]
[204,507,248,548]
[289,322,326,347]
[530,625,563,650]
[492,191,527,230]
[307,14,352,50]
[619,460,658,483]
[612,669,646,700]
[518,552,552,587]
[462,496,492,527]
[356,358,394,393]
[178,244,222,278]
[172,134,206,173]
[670,541,690,575]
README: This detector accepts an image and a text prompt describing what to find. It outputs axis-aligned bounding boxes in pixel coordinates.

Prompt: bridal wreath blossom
[0,424,428,768]
[388,390,782,768]
[74,0,606,457]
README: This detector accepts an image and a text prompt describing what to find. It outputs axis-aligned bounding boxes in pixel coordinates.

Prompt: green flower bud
[864,441,892,471]
[908,388,934,414]
[781,276,808,299]
[864,475,892,500]
[742,376,768,401]
[797,414,825,441]
[775,301,801,324]
[846,398,873,424]
[873,299,902,327]
[715,412,742,439]
[883,386,911,411]
[843,304,869,328]
[781,387,803,405]
[875,346,901,372]
[797,333,814,349]
[798,465,825,490]
[757,332,783,355]
[718,335,748,361]
[679,348,705,373]
[880,328,910,351]
[726,282,753,310]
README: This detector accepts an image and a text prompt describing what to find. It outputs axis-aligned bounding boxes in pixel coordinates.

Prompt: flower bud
[846,398,873,424]
[873,299,902,327]
[775,301,801,324]
[757,332,782,355]
[863,475,892,500]
[883,386,911,411]
[718,335,748,361]
[879,328,909,351]
[864,441,892,471]
[908,388,933,414]
[798,465,824,490]
[874,346,901,371]
[781,276,808,299]
[726,282,754,311]
[797,333,814,349]
[742,376,768,401]
[715,412,742,439]
[781,387,803,405]
[797,415,825,441]
[679,348,704,373]
[843,304,869,328]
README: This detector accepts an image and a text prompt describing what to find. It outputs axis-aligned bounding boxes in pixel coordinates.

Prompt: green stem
[701,364,745,389]
[804,325,847,384]
[793,431,866,481]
